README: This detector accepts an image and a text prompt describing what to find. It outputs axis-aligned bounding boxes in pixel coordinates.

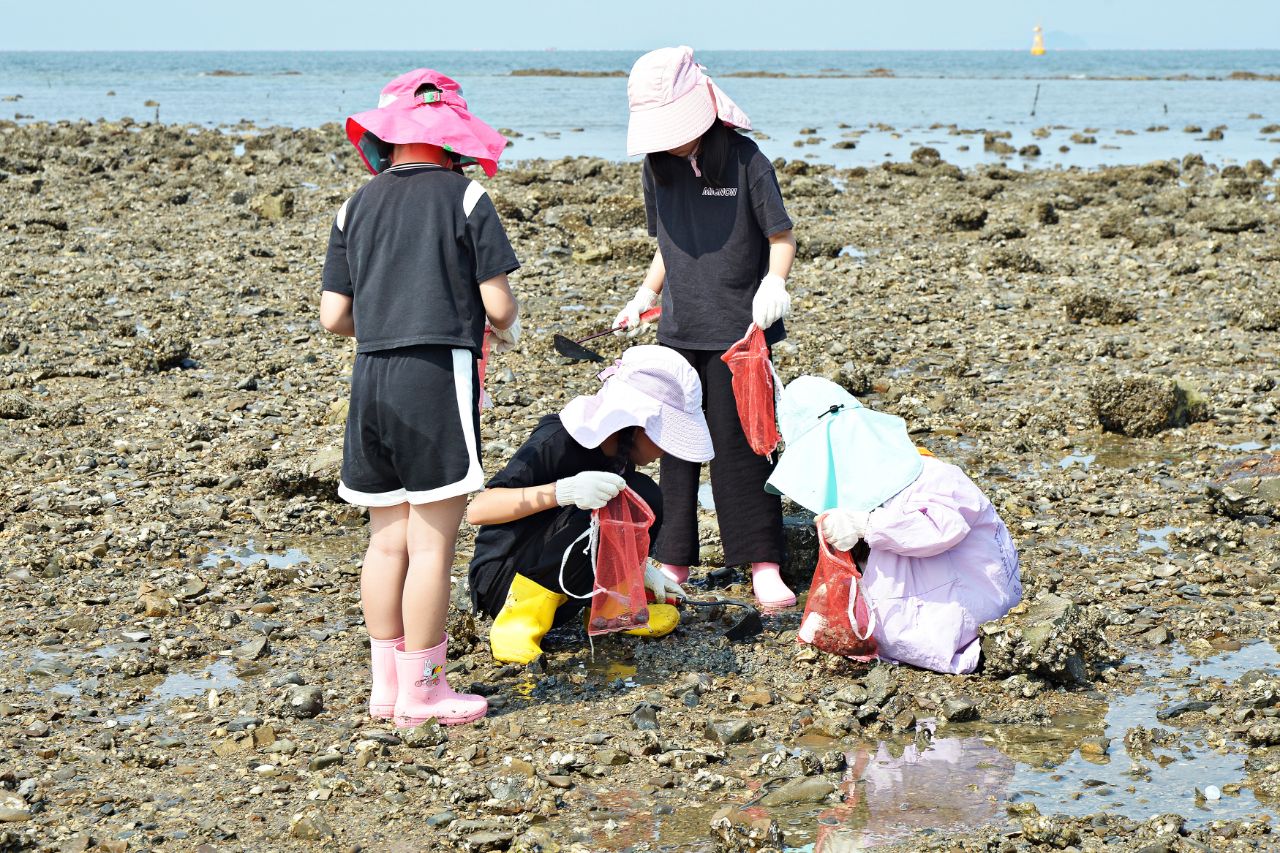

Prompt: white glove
[555,471,626,510]
[644,561,687,603]
[822,509,870,552]
[611,286,658,339]
[489,316,521,354]
[751,273,790,329]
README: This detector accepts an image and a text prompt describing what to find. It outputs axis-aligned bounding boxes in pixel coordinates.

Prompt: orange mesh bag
[720,324,781,456]
[560,487,655,636]
[797,514,878,660]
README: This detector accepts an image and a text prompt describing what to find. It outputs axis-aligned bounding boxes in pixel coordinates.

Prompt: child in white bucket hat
[467,345,714,664]
[614,46,799,611]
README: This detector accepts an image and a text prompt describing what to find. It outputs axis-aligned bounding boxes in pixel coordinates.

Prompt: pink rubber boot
[369,635,402,719]
[751,562,797,611]
[659,563,690,585]
[393,636,488,728]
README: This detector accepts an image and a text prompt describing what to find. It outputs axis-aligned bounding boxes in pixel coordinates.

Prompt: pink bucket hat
[626,46,752,157]
[345,69,508,177]
[561,345,714,463]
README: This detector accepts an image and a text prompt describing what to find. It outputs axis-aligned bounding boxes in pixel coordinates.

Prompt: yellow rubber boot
[624,603,680,638]
[490,574,568,664]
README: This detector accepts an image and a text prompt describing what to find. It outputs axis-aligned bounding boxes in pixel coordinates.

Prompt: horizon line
[3,47,1280,54]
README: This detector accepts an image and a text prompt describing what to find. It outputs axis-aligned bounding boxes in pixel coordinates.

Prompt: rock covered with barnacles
[979,593,1111,683]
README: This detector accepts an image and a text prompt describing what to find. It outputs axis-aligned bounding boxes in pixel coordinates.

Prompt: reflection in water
[810,735,1013,851]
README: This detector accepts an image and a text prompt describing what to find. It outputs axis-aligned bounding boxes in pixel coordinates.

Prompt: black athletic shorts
[338,345,483,506]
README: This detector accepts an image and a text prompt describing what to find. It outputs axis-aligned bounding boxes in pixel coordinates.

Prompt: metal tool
[553,307,662,363]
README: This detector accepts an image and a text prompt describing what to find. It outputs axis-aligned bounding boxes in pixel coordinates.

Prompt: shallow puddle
[584,642,1280,850]
[202,541,313,569]
[1137,525,1184,553]
[1058,451,1096,470]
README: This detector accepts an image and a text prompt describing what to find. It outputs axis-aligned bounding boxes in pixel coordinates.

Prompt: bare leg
[361,503,410,640]
[402,495,468,651]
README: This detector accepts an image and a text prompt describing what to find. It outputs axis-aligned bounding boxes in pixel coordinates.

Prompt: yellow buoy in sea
[1031,25,1046,56]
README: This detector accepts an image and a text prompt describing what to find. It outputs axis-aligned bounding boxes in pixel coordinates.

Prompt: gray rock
[1246,721,1280,745]
[1063,290,1138,325]
[281,684,323,718]
[937,202,988,232]
[705,719,756,745]
[288,812,334,840]
[462,830,515,852]
[1021,816,1081,848]
[249,188,295,220]
[711,805,781,850]
[758,777,836,807]
[233,635,269,661]
[630,703,659,731]
[402,719,447,748]
[942,696,979,722]
[864,665,898,707]
[1088,374,1208,437]
[225,716,263,732]
[1208,453,1280,520]
[308,752,342,771]
[780,512,819,591]
[1156,700,1211,721]
[980,593,1109,683]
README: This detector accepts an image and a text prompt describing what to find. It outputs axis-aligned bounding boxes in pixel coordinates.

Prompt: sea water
[2,50,1279,167]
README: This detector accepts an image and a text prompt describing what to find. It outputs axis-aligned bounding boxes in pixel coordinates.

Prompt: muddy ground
[1,119,1279,852]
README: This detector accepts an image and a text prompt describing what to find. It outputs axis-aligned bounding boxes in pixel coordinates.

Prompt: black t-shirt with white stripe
[322,163,520,354]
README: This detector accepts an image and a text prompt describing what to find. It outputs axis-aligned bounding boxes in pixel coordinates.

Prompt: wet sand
[1,120,1279,851]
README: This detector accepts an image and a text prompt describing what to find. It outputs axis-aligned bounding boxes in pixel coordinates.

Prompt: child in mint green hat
[766,377,1022,674]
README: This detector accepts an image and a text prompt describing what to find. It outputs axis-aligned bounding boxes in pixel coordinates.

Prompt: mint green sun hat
[764,375,923,514]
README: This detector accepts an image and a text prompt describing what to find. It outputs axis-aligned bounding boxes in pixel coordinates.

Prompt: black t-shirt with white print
[322,163,520,354]
[643,133,793,351]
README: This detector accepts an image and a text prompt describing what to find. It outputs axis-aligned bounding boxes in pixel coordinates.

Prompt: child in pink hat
[320,68,519,727]
[467,345,714,664]
[615,46,799,611]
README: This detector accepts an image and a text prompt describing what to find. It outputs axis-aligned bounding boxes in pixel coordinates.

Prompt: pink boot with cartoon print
[393,636,488,727]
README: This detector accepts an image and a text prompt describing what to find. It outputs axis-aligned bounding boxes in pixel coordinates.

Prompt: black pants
[472,471,662,628]
[652,346,783,567]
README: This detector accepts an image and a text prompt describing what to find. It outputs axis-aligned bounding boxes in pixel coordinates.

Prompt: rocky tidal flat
[1,119,1279,851]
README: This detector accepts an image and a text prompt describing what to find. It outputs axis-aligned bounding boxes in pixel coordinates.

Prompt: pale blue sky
[3,0,1278,51]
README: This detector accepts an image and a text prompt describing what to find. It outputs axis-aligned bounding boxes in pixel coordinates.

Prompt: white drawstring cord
[847,575,877,642]
[558,517,603,661]
[558,517,602,600]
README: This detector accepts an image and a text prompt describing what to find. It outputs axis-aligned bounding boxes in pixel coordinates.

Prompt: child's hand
[489,316,521,353]
[751,273,790,329]
[822,509,870,551]
[612,286,658,338]
[555,471,626,510]
[644,561,686,603]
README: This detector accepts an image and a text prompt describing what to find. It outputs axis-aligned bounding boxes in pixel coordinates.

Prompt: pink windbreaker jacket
[861,456,1022,674]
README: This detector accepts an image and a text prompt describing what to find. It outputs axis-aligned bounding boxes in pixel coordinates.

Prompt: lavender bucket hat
[626,46,752,156]
[560,345,714,463]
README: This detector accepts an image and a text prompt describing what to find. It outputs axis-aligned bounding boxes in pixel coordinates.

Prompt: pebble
[705,719,756,745]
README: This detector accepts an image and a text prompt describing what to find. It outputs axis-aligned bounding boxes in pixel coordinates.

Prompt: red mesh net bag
[476,327,492,413]
[797,514,878,660]
[585,487,654,637]
[720,324,780,456]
